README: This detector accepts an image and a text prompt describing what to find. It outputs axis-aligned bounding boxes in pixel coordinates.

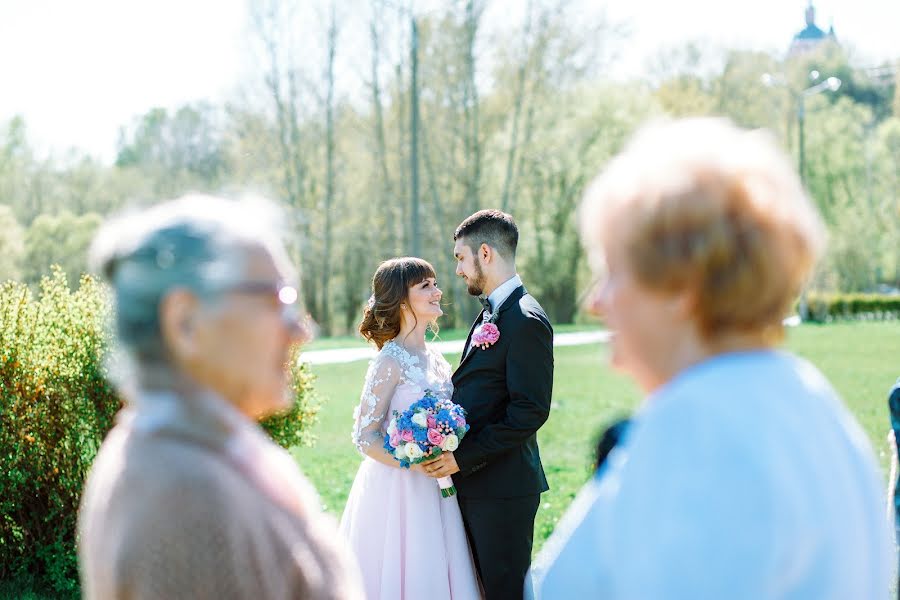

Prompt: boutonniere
[471,321,500,350]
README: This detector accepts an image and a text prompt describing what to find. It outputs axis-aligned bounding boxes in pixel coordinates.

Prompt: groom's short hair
[454,209,518,260]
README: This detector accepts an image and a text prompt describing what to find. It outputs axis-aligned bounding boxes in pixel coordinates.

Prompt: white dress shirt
[485,274,522,314]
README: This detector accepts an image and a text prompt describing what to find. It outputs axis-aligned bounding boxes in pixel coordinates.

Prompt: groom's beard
[466,260,487,296]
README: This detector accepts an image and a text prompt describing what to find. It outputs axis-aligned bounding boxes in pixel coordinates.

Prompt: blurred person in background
[78,195,363,600]
[528,118,891,599]
[887,378,900,599]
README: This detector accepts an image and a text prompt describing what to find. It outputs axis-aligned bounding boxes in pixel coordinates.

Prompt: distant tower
[788,1,838,57]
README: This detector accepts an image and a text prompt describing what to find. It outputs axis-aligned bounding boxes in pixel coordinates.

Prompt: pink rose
[401,430,414,443]
[454,416,466,427]
[427,415,437,429]
[427,429,444,446]
[472,323,500,346]
[389,432,401,447]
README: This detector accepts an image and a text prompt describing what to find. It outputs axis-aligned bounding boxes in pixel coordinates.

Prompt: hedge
[804,292,900,322]
[0,268,319,595]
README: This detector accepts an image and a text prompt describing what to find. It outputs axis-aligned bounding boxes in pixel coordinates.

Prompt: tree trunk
[501,0,533,212]
[370,0,395,258]
[409,16,421,257]
[320,3,338,335]
[463,0,482,214]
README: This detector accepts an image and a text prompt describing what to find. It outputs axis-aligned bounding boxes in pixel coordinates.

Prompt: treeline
[0,0,898,334]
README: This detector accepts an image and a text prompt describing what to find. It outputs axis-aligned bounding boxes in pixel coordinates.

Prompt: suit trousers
[457,493,541,600]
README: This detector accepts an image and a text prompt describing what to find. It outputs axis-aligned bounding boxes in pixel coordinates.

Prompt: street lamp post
[762,71,841,321]
[796,75,841,320]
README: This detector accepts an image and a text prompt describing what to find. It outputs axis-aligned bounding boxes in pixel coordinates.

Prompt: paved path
[299,316,802,366]
[299,330,612,365]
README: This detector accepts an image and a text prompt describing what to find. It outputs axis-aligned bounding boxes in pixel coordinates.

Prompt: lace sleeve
[351,352,401,454]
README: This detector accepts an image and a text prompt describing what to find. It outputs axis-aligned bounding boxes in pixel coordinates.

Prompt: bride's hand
[422,453,460,478]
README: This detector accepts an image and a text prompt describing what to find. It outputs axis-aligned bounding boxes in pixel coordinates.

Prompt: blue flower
[415,394,438,411]
[413,427,429,443]
[435,408,454,424]
[397,414,414,431]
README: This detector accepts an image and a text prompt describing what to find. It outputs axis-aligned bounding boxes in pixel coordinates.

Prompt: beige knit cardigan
[78,390,363,600]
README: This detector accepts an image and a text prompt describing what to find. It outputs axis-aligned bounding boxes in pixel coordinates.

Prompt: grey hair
[90,194,292,365]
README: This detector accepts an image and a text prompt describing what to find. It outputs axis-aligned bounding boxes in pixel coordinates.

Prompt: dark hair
[359,257,438,349]
[453,209,519,260]
[594,418,631,471]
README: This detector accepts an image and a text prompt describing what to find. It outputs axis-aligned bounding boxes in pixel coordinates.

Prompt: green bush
[0,268,319,595]
[0,269,114,596]
[261,347,320,448]
[805,292,900,322]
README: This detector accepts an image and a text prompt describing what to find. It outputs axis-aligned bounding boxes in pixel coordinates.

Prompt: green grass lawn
[294,321,900,555]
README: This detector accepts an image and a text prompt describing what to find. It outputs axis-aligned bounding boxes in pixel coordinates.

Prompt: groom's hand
[423,452,460,478]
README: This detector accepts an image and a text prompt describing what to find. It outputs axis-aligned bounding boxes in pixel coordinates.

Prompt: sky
[0,0,897,163]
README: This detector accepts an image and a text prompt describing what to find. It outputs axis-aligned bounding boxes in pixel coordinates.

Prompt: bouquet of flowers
[383,390,470,498]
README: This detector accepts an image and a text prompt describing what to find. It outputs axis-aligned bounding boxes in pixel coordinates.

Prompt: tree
[649,42,719,117]
[0,117,37,222]
[873,116,900,284]
[894,69,900,117]
[516,84,653,322]
[320,3,340,334]
[0,205,24,281]
[23,212,103,285]
[116,103,227,196]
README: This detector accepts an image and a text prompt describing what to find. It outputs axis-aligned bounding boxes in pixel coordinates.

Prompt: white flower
[411,412,428,428]
[441,434,459,452]
[405,442,424,459]
[394,445,408,460]
[386,419,398,436]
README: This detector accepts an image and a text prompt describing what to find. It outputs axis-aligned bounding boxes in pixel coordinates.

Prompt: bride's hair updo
[359,257,438,349]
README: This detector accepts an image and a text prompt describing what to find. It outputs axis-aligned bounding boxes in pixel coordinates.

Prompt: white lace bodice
[351,340,454,453]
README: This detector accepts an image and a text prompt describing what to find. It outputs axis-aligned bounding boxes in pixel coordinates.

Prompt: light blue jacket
[528,351,891,600]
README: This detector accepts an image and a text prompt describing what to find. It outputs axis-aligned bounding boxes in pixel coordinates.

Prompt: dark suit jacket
[451,285,553,498]
[887,378,900,525]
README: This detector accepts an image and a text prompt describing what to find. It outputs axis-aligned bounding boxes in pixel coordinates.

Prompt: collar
[486,274,522,313]
[122,388,322,518]
[121,387,260,451]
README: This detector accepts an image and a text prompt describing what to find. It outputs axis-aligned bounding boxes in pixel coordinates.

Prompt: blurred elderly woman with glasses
[78,195,362,600]
[528,119,891,599]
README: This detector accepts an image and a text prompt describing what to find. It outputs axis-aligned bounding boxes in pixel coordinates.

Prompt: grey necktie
[478,295,492,315]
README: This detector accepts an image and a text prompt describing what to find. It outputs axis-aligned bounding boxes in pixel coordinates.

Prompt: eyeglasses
[205,280,302,319]
[230,281,298,304]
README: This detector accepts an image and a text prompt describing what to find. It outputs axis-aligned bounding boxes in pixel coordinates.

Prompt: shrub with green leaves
[806,292,900,322]
[0,268,319,595]
[260,345,320,448]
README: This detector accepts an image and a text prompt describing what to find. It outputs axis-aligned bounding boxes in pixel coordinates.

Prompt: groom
[424,209,554,599]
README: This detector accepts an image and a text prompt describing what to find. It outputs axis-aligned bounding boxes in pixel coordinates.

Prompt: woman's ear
[159,288,201,363]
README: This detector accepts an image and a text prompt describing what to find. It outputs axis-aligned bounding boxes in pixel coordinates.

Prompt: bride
[339,257,481,600]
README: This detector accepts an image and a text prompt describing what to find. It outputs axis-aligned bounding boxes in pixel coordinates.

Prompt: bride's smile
[407,277,443,320]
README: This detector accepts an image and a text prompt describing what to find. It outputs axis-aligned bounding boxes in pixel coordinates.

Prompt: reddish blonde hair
[580,118,826,341]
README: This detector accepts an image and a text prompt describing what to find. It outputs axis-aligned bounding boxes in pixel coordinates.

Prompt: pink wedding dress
[339,340,481,600]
